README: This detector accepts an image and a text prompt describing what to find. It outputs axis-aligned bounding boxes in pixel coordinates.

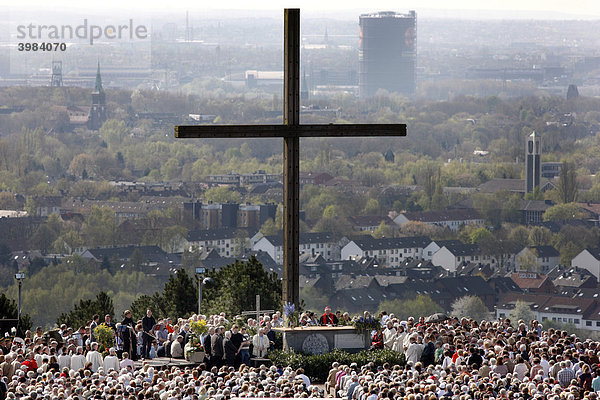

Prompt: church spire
[93,61,104,94]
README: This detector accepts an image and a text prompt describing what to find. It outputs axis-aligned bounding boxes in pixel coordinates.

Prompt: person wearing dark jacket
[420,335,436,367]
[121,310,137,361]
[211,326,224,368]
[466,346,483,369]
[142,309,156,359]
[203,327,214,368]
[223,331,237,367]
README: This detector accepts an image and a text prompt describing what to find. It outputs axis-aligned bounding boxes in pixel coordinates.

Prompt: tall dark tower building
[359,10,416,97]
[88,62,107,130]
[526,131,541,193]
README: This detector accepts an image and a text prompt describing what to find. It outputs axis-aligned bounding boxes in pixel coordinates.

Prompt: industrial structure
[359,10,416,97]
[526,131,541,193]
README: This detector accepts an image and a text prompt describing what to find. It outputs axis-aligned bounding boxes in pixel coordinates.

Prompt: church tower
[526,131,541,193]
[88,62,107,130]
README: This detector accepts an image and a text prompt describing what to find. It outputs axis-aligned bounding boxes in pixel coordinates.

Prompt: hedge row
[267,349,406,383]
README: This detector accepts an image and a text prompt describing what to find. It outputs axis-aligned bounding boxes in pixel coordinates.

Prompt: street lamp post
[195,267,206,315]
[15,273,25,330]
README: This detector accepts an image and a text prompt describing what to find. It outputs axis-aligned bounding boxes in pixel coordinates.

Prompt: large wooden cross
[175,9,406,307]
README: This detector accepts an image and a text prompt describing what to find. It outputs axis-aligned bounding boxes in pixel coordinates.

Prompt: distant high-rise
[50,61,63,87]
[526,131,541,193]
[359,10,416,97]
[88,62,107,131]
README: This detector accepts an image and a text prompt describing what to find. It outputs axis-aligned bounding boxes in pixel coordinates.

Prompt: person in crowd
[120,310,137,361]
[170,335,184,359]
[223,331,237,367]
[252,328,268,358]
[239,326,251,366]
[103,347,119,372]
[320,306,338,325]
[102,314,116,331]
[141,308,156,359]
[211,326,224,368]
[89,314,100,342]
[85,342,103,372]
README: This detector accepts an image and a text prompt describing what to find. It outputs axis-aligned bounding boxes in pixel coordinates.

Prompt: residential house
[329,287,388,313]
[299,171,333,186]
[347,215,395,233]
[509,272,556,293]
[519,200,553,225]
[35,196,63,217]
[549,265,598,289]
[422,239,464,261]
[436,276,497,311]
[431,243,481,272]
[514,246,560,273]
[340,236,432,267]
[477,178,555,195]
[577,202,600,226]
[393,209,484,232]
[79,245,181,276]
[199,249,282,276]
[182,228,247,257]
[571,248,600,280]
[487,276,523,300]
[496,293,600,332]
[253,232,338,264]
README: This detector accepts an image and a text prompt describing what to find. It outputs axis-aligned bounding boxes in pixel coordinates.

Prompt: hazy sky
[0,0,598,18]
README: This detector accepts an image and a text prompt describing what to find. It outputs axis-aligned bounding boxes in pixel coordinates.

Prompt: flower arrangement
[186,336,205,353]
[93,324,115,356]
[190,319,207,336]
[186,319,208,354]
[283,302,299,328]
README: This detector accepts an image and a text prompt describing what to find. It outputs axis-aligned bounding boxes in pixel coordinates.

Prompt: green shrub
[267,349,405,383]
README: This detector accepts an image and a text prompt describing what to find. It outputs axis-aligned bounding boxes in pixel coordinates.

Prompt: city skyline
[0,0,598,19]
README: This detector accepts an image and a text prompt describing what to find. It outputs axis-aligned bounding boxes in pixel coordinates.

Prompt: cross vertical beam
[283,9,300,307]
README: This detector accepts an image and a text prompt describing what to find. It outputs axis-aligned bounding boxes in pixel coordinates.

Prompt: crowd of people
[2,307,600,400]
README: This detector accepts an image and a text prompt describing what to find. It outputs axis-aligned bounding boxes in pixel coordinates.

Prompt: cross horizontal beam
[175,124,406,139]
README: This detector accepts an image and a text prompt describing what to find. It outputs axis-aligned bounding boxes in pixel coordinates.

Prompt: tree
[260,218,279,236]
[232,229,249,258]
[162,269,198,319]
[361,198,380,215]
[517,249,541,272]
[508,226,530,245]
[543,203,584,221]
[160,225,187,253]
[557,161,578,203]
[203,186,242,203]
[130,248,146,270]
[469,227,494,244]
[0,243,11,266]
[57,291,115,329]
[509,300,534,323]
[202,256,281,317]
[312,216,353,239]
[451,296,492,321]
[130,292,169,321]
[401,221,447,238]
[0,293,32,335]
[377,295,442,321]
[84,206,118,246]
[300,287,329,313]
[372,221,394,239]
[29,224,58,254]
[528,226,552,246]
